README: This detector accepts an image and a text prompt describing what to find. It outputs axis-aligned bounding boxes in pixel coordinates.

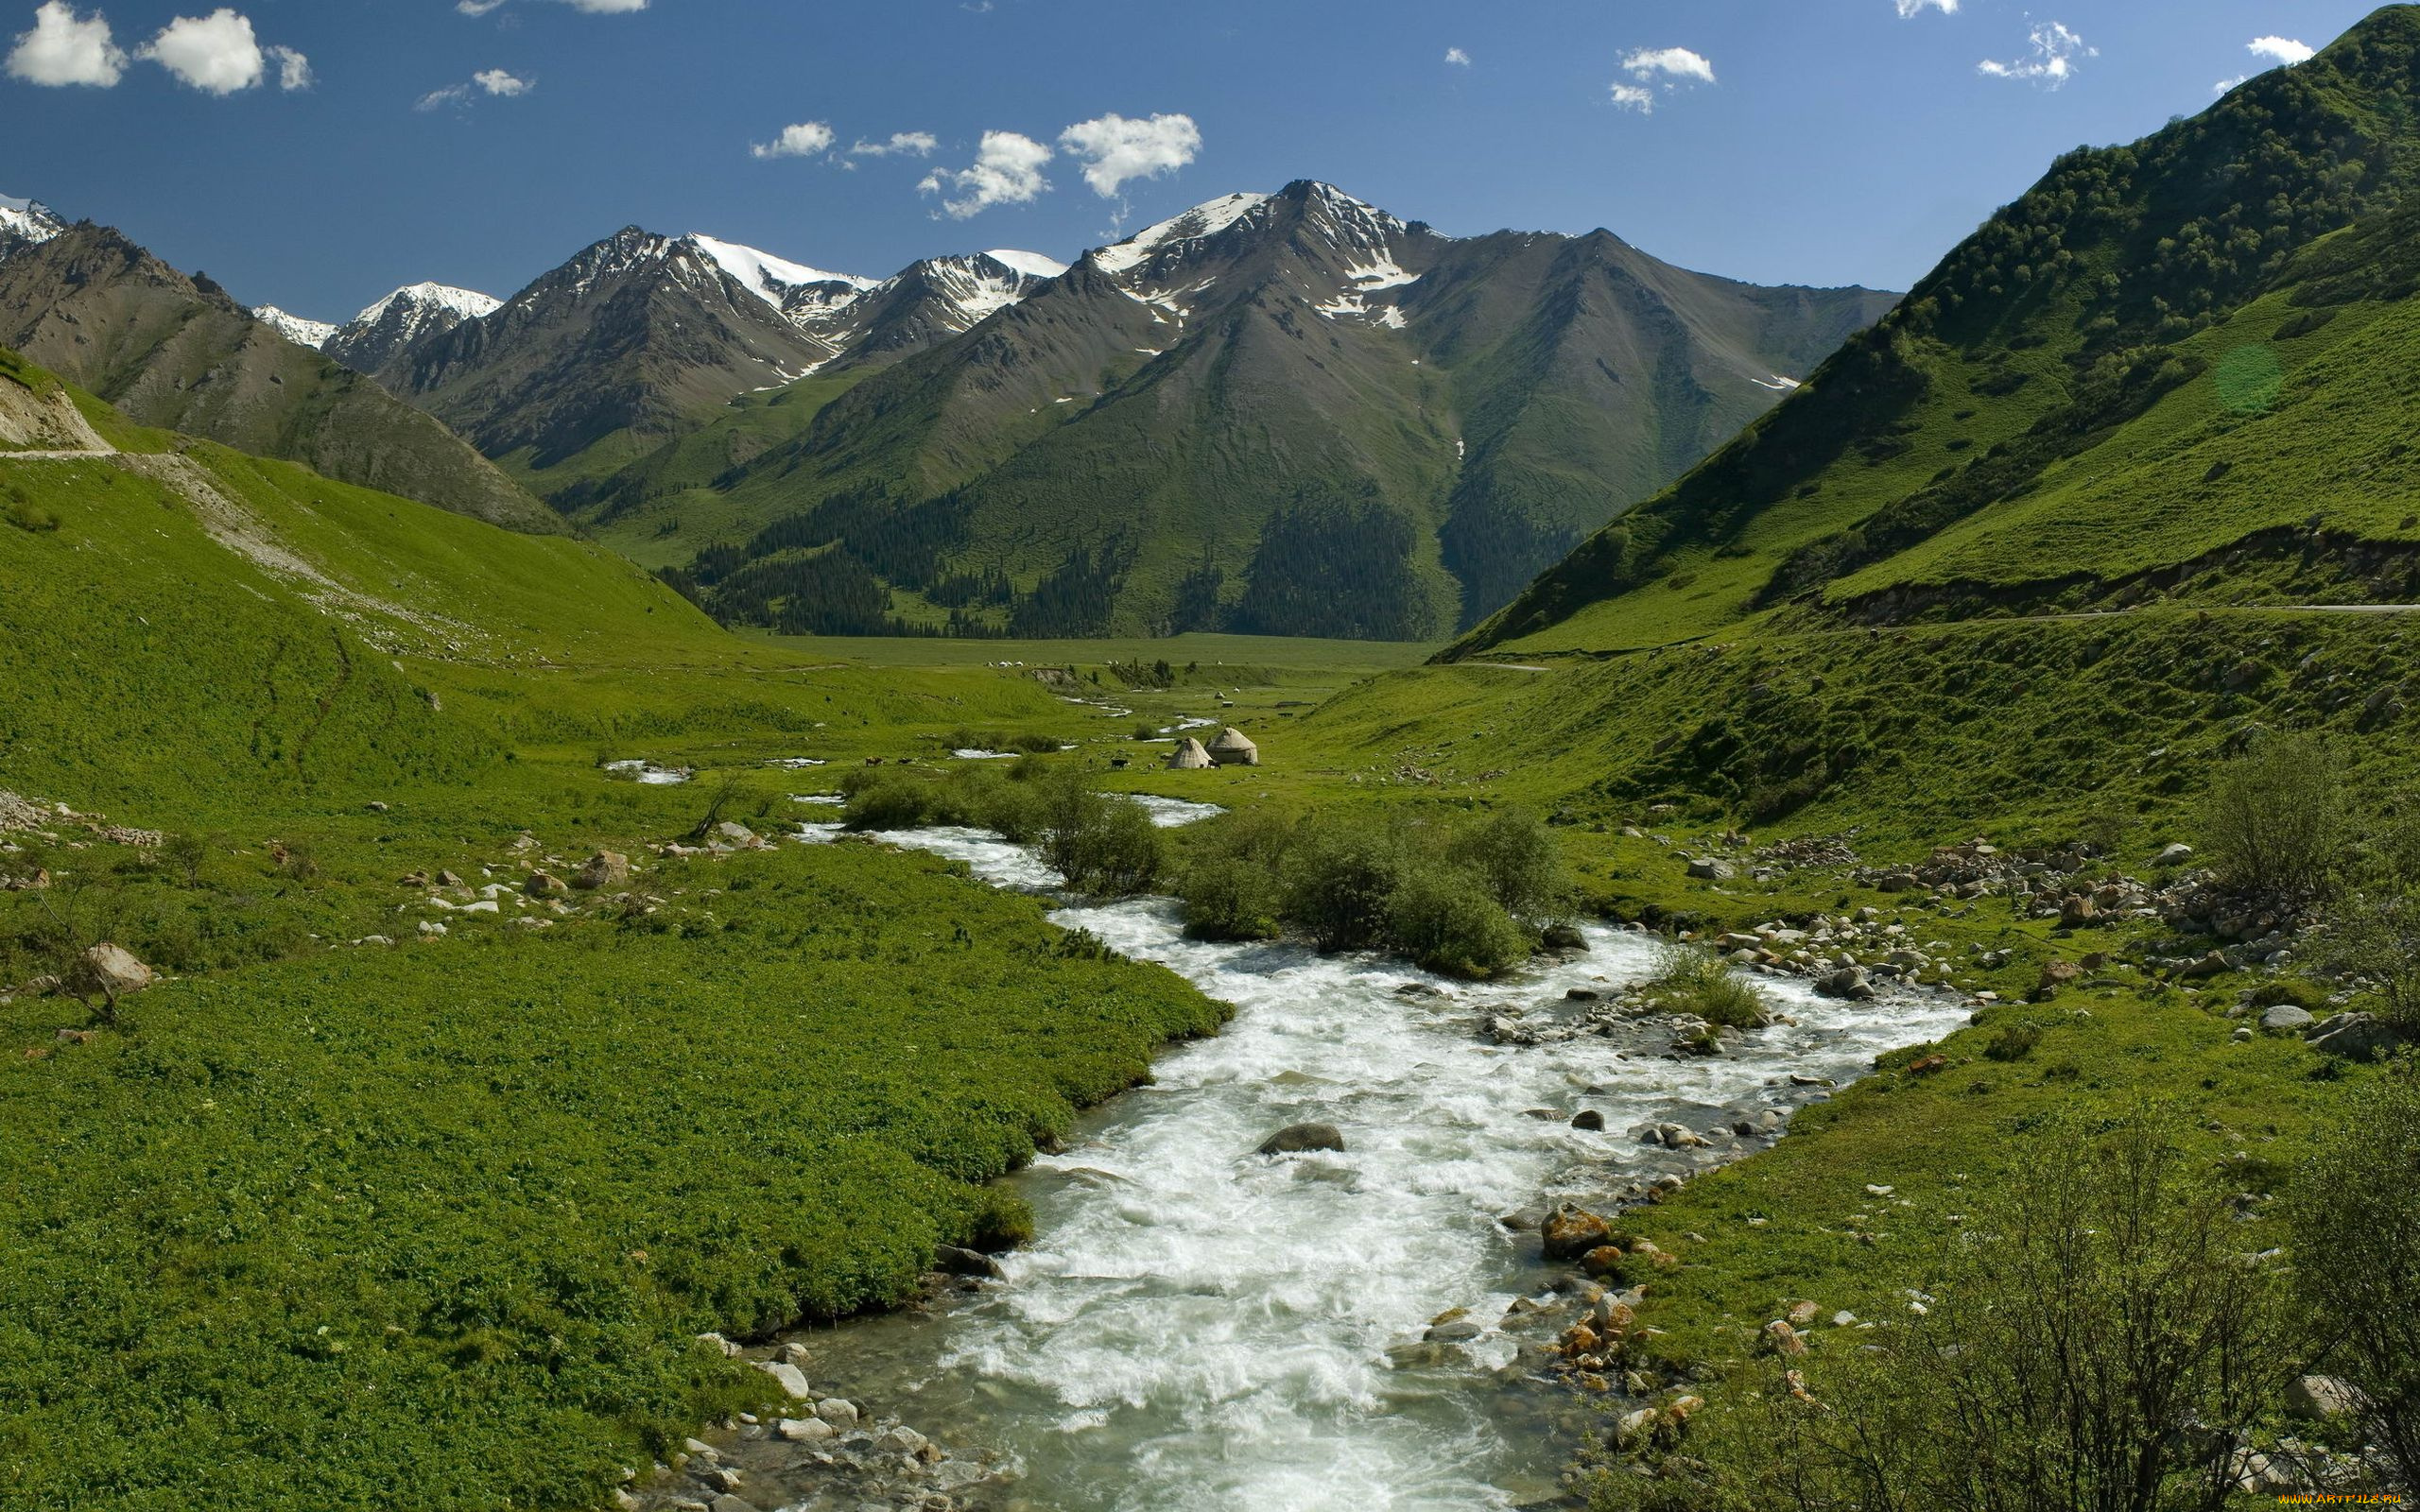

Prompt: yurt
[1207,727,1259,766]
[1165,737,1214,770]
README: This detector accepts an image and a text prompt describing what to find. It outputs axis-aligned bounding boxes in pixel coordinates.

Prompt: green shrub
[2197,732,2347,909]
[2248,977,2329,1011]
[1281,816,1410,952]
[841,775,932,832]
[1642,941,1772,1028]
[1384,868,1532,978]
[1178,854,1284,940]
[2287,1070,2420,1488]
[4,498,60,532]
[1447,807,1570,921]
[1983,1021,2044,1060]
[1036,771,1163,897]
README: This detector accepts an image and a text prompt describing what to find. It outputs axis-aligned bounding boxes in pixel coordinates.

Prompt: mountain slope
[375,228,859,490]
[1461,6,2420,658]
[0,224,554,532]
[0,346,716,812]
[683,181,1894,638]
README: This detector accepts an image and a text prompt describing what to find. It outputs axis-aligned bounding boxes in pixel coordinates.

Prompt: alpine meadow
[3,3,2417,1510]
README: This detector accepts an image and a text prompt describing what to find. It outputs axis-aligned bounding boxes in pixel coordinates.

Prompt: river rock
[1686,858,1737,882]
[935,1244,1007,1280]
[2306,1012,2400,1060]
[1257,1122,1344,1155]
[753,1360,811,1399]
[695,1332,742,1358]
[1541,1204,1613,1262]
[814,1398,859,1429]
[65,943,153,1005]
[1543,924,1588,951]
[708,1497,760,1512]
[573,850,631,890]
[1569,1109,1606,1131]
[777,1417,836,1442]
[1815,966,1873,1001]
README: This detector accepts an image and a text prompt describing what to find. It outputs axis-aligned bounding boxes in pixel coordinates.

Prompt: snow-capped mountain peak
[352,282,502,328]
[252,305,339,349]
[689,234,876,311]
[0,195,64,258]
[322,281,504,374]
[1088,193,1272,278]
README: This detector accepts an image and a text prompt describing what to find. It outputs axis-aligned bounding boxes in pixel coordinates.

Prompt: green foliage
[1600,1113,2293,1512]
[1280,816,1412,953]
[1982,1021,2044,1061]
[0,843,1222,1512]
[2286,1068,2420,1489]
[1447,806,1571,921]
[1035,770,1165,897]
[1640,942,1772,1029]
[1383,868,1534,978]
[2197,731,2348,909]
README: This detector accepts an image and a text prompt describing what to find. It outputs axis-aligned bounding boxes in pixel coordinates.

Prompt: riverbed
[758,810,1968,1511]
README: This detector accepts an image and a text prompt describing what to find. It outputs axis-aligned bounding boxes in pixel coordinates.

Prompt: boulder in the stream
[1257,1122,1345,1156]
[1543,924,1587,951]
[1569,1109,1606,1131]
[752,1360,811,1399]
[936,1244,1008,1280]
[1541,1203,1613,1262]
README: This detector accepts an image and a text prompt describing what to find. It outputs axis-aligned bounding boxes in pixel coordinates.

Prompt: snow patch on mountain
[253,306,339,348]
[986,249,1068,281]
[691,234,876,310]
[351,282,502,328]
[0,197,64,252]
[1090,192,1271,277]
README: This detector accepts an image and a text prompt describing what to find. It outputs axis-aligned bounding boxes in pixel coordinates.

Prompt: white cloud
[2247,35,2315,66]
[141,9,264,94]
[458,0,645,14]
[267,42,307,89]
[7,1,125,87]
[1058,112,1201,198]
[1895,0,1957,14]
[849,130,938,158]
[1978,22,2094,88]
[2214,74,2249,94]
[751,121,835,160]
[1612,45,1713,112]
[1444,46,1470,66]
[1623,46,1715,84]
[418,66,529,111]
[919,129,1052,218]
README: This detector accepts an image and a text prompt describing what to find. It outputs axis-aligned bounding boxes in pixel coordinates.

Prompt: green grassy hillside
[1463,8,2420,657]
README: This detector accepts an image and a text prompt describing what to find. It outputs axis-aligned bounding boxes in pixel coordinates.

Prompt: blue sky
[0,0,2387,322]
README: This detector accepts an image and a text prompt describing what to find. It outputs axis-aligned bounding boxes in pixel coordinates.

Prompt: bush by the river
[1177,806,1569,978]
[1638,942,1772,1029]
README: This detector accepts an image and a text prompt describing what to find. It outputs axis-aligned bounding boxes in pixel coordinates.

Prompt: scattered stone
[574,850,631,890]
[1569,1109,1606,1132]
[695,1332,743,1359]
[526,870,568,898]
[1686,858,1737,882]
[435,869,465,888]
[813,1399,859,1430]
[1786,1300,1821,1327]
[776,1417,835,1443]
[1762,1319,1808,1357]
[2153,843,2194,867]
[752,1361,811,1399]
[934,1244,1007,1280]
[1906,1054,1949,1075]
[1542,1204,1614,1262]
[2259,1004,2315,1035]
[2306,1012,2401,1061]
[1256,1122,1344,1156]
[2285,1374,2366,1419]
[65,943,153,1005]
